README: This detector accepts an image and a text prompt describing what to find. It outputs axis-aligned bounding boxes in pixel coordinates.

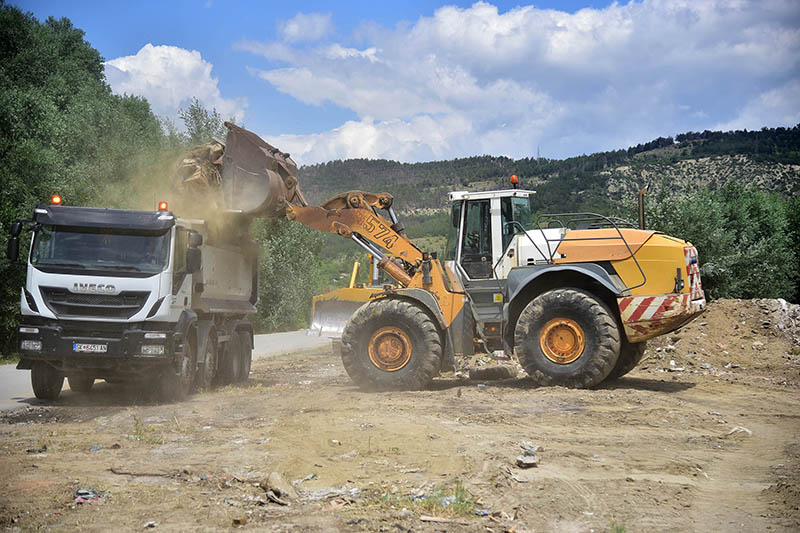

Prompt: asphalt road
[0,330,331,412]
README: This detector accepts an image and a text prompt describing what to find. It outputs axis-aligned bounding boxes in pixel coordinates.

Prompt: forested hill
[298,126,800,214]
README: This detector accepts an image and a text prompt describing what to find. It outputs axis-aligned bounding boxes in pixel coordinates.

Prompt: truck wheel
[67,375,94,393]
[218,333,242,385]
[31,362,64,401]
[159,336,195,401]
[607,339,647,380]
[197,338,217,390]
[341,298,442,391]
[514,288,620,389]
[236,331,252,383]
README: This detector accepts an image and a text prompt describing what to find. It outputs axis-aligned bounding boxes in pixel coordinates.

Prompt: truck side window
[444,202,462,260]
[172,228,188,294]
[459,200,492,279]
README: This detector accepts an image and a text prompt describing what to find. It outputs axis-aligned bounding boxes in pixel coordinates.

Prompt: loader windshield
[31,225,171,274]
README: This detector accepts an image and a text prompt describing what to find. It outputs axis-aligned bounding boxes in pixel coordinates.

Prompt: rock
[469,366,517,381]
[520,441,543,454]
[260,472,298,500]
[516,454,539,468]
[752,341,765,351]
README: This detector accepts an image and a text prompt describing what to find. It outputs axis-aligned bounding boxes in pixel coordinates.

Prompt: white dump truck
[6,124,306,401]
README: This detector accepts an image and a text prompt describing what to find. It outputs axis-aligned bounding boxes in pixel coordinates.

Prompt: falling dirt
[1,299,798,531]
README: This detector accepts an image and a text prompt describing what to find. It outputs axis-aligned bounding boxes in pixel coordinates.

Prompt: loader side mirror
[188,232,203,248]
[186,248,201,273]
[10,221,22,238]
[6,237,19,262]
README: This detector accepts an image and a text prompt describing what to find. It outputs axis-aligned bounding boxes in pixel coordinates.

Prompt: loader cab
[445,189,535,281]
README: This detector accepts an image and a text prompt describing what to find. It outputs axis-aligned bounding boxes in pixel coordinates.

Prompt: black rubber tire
[31,362,64,401]
[197,338,217,391]
[67,375,94,393]
[514,288,621,389]
[219,332,242,384]
[159,335,195,402]
[236,331,252,383]
[340,298,442,391]
[607,339,647,380]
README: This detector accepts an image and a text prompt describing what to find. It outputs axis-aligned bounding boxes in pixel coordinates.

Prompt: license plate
[73,343,107,353]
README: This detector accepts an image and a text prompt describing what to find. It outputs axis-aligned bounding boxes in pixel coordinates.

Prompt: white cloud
[105,44,246,124]
[279,12,333,43]
[243,1,800,164]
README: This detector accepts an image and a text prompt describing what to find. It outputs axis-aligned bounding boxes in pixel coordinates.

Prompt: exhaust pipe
[638,187,647,230]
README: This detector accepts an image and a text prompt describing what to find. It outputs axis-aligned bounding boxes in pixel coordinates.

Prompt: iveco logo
[73,283,116,294]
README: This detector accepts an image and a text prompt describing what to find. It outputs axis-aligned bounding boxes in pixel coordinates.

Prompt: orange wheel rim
[368,326,412,371]
[540,318,585,364]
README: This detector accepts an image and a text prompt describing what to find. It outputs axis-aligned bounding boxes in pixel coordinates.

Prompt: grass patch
[0,354,20,365]
[365,480,476,519]
[130,415,164,445]
[609,518,626,533]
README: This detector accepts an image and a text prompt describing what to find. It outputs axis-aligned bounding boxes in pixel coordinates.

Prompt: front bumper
[617,292,706,343]
[17,320,181,375]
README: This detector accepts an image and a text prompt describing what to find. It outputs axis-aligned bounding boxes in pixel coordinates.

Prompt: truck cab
[7,199,257,401]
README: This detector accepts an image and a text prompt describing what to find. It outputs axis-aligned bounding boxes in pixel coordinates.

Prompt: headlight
[140,344,165,356]
[21,340,42,351]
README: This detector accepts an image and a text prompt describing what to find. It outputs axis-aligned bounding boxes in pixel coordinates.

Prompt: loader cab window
[459,200,492,279]
[444,202,462,261]
[501,196,534,251]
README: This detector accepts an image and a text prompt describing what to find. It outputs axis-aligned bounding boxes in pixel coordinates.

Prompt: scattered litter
[340,450,358,460]
[520,441,543,454]
[89,445,101,452]
[231,517,247,527]
[477,383,486,389]
[330,439,342,446]
[73,488,108,504]
[25,445,47,454]
[727,426,753,437]
[515,455,539,468]
[298,486,361,502]
[143,521,158,529]
[724,362,740,369]
[293,472,317,486]
[475,509,491,516]
[420,515,470,525]
[260,472,297,502]
[440,495,455,507]
[265,491,289,506]
[111,443,121,449]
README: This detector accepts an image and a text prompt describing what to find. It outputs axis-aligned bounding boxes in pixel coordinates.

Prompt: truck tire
[340,298,442,391]
[607,339,647,380]
[67,375,94,393]
[31,362,64,401]
[514,288,620,389]
[159,335,195,401]
[236,331,252,383]
[218,333,242,385]
[197,338,217,391]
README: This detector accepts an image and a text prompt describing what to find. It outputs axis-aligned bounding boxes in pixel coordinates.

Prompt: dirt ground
[1,299,799,532]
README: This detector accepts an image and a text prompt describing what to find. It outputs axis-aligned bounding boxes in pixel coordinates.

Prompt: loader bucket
[221,122,307,218]
[310,287,383,338]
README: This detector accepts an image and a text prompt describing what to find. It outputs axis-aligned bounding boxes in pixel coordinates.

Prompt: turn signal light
[51,194,62,205]
[158,201,168,211]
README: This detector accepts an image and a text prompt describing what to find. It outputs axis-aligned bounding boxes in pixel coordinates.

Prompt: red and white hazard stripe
[618,293,690,323]
[684,246,703,300]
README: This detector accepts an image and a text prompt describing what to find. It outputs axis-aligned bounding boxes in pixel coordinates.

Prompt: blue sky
[17,0,800,164]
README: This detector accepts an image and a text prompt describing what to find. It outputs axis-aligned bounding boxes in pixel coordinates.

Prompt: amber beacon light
[50,194,62,205]
[158,201,168,211]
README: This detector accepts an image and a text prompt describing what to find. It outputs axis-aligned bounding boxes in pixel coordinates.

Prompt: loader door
[459,200,493,279]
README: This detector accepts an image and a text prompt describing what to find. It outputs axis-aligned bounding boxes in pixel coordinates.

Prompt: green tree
[178,97,228,145]
[646,185,798,300]
[0,5,165,353]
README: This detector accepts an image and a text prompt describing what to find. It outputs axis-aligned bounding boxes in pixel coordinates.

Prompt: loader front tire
[607,339,647,380]
[514,288,620,388]
[341,298,442,391]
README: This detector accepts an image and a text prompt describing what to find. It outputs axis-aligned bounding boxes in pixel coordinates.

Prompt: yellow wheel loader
[172,124,705,391]
[289,186,705,390]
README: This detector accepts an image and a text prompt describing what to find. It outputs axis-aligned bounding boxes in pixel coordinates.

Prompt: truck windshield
[30,225,171,274]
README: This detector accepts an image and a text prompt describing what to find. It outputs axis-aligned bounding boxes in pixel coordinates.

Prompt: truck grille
[40,287,150,319]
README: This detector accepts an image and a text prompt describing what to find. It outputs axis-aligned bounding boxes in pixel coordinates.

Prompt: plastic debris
[73,488,107,504]
[143,521,158,529]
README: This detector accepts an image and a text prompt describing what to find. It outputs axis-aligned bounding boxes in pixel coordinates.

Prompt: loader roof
[448,189,535,202]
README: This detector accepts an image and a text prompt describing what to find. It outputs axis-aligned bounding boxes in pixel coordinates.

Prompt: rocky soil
[1,299,798,532]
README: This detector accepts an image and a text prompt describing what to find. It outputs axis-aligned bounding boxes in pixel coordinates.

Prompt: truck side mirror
[186,248,201,273]
[188,232,203,248]
[9,221,22,238]
[6,237,19,262]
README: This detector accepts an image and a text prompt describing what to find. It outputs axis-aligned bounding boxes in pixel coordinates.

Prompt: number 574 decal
[363,215,399,249]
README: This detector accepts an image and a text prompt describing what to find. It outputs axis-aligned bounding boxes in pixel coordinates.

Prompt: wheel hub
[540,318,585,364]
[368,326,412,371]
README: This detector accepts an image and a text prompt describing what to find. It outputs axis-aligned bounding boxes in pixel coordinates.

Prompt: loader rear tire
[341,298,442,391]
[514,288,620,389]
[31,362,64,401]
[607,339,647,380]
